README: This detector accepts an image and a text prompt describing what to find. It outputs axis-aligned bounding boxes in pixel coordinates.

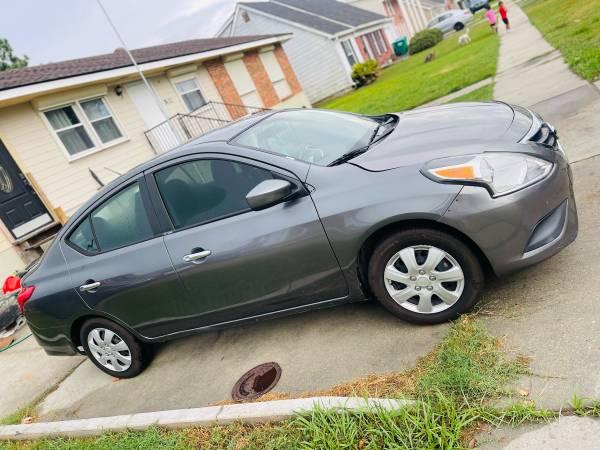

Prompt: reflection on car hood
[352,102,523,171]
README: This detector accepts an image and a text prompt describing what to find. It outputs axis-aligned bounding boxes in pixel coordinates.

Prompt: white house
[217,0,394,103]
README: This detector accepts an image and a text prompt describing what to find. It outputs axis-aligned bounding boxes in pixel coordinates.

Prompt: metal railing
[145,101,268,153]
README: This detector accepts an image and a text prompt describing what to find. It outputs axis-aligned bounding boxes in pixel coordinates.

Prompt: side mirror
[246,179,293,211]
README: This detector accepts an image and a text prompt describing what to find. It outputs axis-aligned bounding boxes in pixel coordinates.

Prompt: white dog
[458,28,471,45]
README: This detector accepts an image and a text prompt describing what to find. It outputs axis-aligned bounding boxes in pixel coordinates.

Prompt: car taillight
[17,286,35,312]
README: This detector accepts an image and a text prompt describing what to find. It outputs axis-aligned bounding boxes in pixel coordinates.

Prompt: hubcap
[383,245,465,314]
[87,328,132,372]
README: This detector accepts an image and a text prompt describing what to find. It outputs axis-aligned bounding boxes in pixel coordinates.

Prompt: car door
[438,13,452,32]
[61,176,189,339]
[147,154,348,330]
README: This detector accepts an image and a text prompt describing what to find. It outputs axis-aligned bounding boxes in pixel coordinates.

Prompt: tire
[367,228,484,325]
[454,22,465,31]
[80,317,149,378]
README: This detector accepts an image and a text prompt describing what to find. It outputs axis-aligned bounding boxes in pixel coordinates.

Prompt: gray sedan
[19,104,577,377]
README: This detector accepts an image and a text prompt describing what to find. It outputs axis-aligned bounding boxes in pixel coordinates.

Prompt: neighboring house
[217,0,394,103]
[0,34,309,278]
[340,0,436,38]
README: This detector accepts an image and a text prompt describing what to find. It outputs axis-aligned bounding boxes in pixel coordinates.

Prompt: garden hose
[0,333,32,353]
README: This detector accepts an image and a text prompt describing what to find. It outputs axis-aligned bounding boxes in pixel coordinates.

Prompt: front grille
[530,123,559,150]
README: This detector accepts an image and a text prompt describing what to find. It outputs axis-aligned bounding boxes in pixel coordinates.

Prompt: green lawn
[522,0,600,81]
[318,22,499,114]
[448,83,495,103]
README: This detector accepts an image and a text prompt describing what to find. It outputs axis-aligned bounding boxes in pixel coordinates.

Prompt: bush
[351,59,380,88]
[409,28,443,54]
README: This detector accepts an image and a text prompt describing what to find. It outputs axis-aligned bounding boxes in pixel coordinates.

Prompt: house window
[80,98,123,144]
[225,58,263,107]
[45,105,95,156]
[44,97,123,158]
[375,30,388,54]
[341,40,358,67]
[259,50,292,100]
[174,78,206,112]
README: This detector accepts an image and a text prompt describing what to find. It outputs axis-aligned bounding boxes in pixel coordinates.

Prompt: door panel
[62,238,187,338]
[0,140,52,238]
[162,195,348,328]
[152,156,348,330]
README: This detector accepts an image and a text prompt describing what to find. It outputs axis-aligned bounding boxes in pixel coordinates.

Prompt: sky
[0,0,250,66]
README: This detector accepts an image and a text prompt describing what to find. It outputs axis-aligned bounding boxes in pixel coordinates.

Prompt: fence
[145,101,268,153]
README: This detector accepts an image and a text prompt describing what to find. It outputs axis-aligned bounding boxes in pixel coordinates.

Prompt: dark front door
[0,140,52,239]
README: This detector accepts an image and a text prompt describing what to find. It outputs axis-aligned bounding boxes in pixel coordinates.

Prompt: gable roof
[0,35,280,91]
[239,0,388,36]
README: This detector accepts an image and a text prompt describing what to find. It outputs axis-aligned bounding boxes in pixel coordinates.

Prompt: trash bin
[392,37,409,56]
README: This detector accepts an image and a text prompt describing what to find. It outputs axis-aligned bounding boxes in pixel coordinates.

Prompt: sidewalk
[493,0,600,163]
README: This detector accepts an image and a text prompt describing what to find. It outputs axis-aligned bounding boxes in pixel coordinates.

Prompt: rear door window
[67,182,154,253]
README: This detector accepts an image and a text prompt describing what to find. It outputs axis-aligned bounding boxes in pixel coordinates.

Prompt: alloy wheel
[87,327,132,372]
[383,245,465,314]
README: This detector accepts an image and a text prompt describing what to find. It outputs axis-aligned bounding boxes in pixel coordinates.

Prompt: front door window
[0,165,13,194]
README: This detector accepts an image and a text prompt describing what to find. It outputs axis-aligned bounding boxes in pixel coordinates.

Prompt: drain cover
[232,362,282,401]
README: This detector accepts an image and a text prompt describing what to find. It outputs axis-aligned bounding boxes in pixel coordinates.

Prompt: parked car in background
[427,9,473,32]
[20,105,577,378]
[463,0,490,14]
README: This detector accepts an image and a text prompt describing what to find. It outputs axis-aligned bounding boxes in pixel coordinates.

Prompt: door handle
[80,281,101,292]
[183,249,212,263]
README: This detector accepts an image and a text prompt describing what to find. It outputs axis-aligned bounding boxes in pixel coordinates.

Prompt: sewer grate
[232,362,282,402]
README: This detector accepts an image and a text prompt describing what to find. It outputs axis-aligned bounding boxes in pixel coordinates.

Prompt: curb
[0,397,412,441]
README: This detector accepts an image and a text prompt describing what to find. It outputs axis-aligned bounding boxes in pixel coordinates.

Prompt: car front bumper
[440,155,578,277]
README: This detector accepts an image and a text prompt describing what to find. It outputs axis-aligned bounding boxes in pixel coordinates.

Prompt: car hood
[352,102,531,171]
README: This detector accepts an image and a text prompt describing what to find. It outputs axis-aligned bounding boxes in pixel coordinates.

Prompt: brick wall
[273,45,302,95]
[243,51,280,108]
[355,36,370,62]
[204,59,246,119]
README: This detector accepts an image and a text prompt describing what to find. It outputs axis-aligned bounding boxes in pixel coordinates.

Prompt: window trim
[340,39,358,67]
[64,177,161,256]
[171,75,207,113]
[144,154,305,235]
[40,96,128,162]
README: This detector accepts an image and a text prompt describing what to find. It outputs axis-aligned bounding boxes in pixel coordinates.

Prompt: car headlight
[422,153,553,197]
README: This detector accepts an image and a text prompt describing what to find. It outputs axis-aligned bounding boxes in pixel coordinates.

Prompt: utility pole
[95,0,170,120]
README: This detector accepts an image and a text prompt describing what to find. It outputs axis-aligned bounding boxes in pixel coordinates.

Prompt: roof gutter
[331,18,394,39]
[0,34,292,104]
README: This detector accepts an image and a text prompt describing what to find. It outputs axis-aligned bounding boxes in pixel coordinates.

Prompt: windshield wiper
[327,124,381,166]
[327,146,370,166]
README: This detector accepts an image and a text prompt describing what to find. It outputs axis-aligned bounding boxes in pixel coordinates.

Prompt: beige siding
[0,85,156,217]
[0,230,23,278]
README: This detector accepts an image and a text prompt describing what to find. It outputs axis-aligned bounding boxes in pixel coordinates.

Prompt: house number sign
[0,165,13,194]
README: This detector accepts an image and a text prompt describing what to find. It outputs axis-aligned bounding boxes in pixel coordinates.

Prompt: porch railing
[144,101,269,154]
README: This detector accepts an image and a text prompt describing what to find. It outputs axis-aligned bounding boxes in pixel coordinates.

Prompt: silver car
[21,104,577,378]
[428,9,473,32]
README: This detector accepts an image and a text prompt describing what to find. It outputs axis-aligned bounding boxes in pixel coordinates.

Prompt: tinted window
[156,159,273,229]
[234,110,378,166]
[68,217,99,253]
[89,183,154,252]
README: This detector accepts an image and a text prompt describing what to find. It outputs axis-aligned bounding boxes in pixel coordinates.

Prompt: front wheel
[81,318,149,378]
[368,228,484,324]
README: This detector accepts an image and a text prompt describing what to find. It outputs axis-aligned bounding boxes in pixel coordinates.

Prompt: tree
[0,38,28,71]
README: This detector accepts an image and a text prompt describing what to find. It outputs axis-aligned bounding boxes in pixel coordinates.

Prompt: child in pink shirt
[485,5,498,33]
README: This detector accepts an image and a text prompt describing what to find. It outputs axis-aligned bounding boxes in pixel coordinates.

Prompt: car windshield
[233,110,381,166]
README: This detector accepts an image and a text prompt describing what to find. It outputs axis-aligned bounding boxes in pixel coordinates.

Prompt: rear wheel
[80,318,149,378]
[368,228,484,324]
[454,22,465,31]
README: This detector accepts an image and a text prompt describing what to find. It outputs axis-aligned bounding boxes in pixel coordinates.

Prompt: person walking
[499,1,510,31]
[485,5,498,34]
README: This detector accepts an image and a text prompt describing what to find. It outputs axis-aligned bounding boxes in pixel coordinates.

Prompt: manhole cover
[232,362,282,402]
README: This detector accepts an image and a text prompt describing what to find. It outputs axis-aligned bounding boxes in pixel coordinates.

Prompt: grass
[0,404,37,427]
[0,317,547,450]
[522,0,600,81]
[448,83,495,103]
[318,21,499,114]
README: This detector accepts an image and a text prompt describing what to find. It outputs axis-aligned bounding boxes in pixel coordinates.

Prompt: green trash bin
[392,37,409,56]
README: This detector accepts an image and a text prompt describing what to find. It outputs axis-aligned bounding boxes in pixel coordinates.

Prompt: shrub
[351,59,380,88]
[409,28,443,54]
